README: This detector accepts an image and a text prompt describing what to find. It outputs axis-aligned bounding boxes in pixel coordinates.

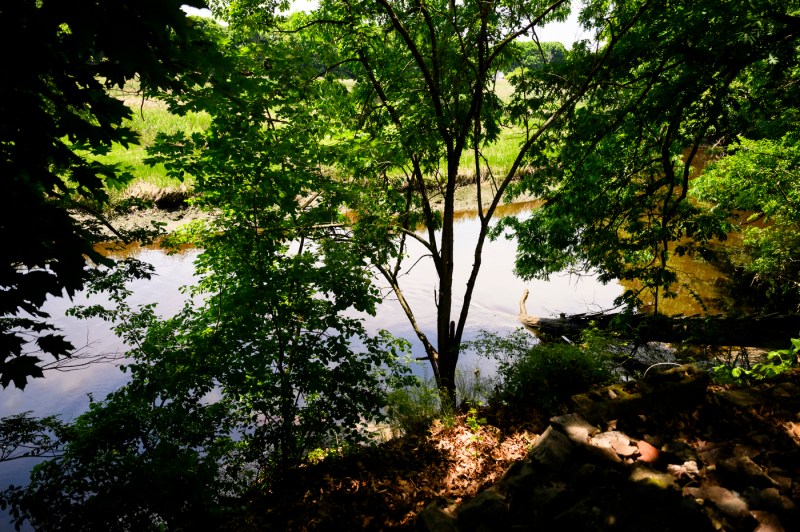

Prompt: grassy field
[101,78,527,204]
[91,92,210,202]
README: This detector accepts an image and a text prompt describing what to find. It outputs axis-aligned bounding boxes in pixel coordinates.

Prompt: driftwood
[518,289,800,347]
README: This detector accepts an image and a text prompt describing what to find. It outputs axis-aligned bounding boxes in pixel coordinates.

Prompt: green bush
[468,328,614,412]
[387,375,450,435]
[712,337,799,384]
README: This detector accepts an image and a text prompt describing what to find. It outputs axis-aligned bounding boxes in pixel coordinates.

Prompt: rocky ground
[235,365,800,531]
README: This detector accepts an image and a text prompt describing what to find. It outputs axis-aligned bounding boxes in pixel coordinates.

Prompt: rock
[570,384,638,424]
[684,485,751,520]
[745,487,796,512]
[720,455,777,489]
[418,504,460,532]
[588,431,638,460]
[715,388,762,409]
[528,426,573,470]
[732,443,761,459]
[751,510,786,532]
[769,473,793,491]
[772,382,799,399]
[571,364,709,424]
[457,487,507,531]
[630,466,677,490]
[666,460,700,480]
[662,440,698,463]
[636,439,660,463]
[549,413,600,444]
[499,460,534,491]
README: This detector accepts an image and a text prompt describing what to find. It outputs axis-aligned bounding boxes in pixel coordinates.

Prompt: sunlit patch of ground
[234,410,546,530]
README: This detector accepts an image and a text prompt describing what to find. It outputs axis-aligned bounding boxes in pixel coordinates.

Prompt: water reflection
[0,204,625,501]
[0,249,199,497]
[619,235,741,317]
[369,203,623,369]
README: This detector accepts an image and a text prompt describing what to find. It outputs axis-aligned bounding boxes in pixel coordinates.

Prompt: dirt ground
[234,367,800,531]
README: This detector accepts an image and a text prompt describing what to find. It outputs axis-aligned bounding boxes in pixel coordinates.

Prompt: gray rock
[589,431,638,458]
[550,413,600,444]
[751,510,786,532]
[418,504,460,532]
[528,426,573,470]
[720,455,777,489]
[457,487,508,531]
[500,460,538,492]
[745,487,796,512]
[685,485,751,520]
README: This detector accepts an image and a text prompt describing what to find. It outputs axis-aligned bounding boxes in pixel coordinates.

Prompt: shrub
[712,337,799,384]
[386,375,450,435]
[468,328,614,412]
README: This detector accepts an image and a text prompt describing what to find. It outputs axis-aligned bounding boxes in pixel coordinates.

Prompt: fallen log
[518,290,800,347]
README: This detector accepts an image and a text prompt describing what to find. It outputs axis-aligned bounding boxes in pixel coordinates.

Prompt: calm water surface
[1,203,729,519]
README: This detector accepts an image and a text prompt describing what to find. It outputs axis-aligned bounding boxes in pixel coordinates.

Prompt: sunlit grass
[99,78,527,203]
[94,103,208,201]
[492,77,515,103]
[458,126,531,179]
[122,104,211,147]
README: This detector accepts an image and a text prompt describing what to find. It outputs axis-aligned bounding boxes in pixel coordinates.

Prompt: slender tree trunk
[435,152,461,409]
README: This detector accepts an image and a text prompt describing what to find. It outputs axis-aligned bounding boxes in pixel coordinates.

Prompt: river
[0,202,729,524]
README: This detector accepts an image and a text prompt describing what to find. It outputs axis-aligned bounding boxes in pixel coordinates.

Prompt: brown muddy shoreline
[103,180,538,235]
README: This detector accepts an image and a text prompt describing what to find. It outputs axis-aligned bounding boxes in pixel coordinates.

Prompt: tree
[505,0,800,315]
[507,40,567,73]
[690,43,800,311]
[233,0,662,407]
[2,20,414,525]
[138,3,416,477]
[265,0,800,405]
[693,135,800,310]
[0,0,210,389]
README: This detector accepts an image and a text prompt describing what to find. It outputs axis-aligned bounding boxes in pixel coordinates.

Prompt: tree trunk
[434,155,460,409]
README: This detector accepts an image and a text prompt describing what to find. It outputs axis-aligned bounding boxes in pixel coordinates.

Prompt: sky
[532,7,586,48]
[181,2,587,49]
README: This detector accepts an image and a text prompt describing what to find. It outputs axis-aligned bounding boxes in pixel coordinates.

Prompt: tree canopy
[0,0,212,389]
[506,0,800,312]
[5,0,800,527]
[189,0,800,404]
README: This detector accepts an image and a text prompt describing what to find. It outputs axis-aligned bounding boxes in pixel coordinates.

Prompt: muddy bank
[101,181,536,236]
[105,204,211,235]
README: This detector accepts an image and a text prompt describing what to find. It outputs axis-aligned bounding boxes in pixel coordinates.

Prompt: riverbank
[234,366,800,530]
[101,179,537,236]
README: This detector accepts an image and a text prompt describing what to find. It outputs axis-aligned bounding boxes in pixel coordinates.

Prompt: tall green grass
[457,126,531,179]
[96,102,210,202]
[99,77,527,203]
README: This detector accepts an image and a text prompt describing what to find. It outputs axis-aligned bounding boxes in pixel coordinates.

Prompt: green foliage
[693,135,800,309]
[712,338,799,384]
[455,365,494,408]
[504,0,800,313]
[0,0,213,388]
[469,328,614,412]
[2,380,238,531]
[231,0,582,408]
[465,405,487,433]
[145,15,417,480]
[386,375,447,436]
[0,413,65,463]
[386,364,491,436]
[3,16,416,529]
[507,41,567,73]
